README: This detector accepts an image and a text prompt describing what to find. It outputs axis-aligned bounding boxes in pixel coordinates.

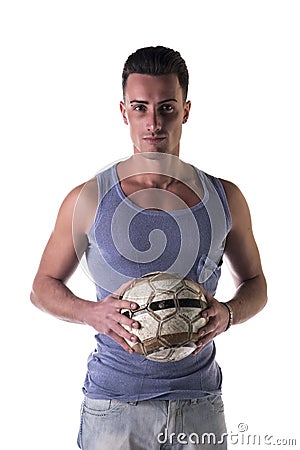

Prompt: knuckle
[105,329,114,337]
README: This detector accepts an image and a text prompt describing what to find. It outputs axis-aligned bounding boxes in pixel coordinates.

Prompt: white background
[1,1,299,449]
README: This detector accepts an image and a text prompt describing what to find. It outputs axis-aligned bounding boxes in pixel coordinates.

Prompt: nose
[147,109,161,134]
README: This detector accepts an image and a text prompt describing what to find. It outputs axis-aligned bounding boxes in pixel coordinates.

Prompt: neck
[119,153,184,188]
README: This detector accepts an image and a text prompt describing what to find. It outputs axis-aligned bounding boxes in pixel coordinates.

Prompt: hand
[84,279,140,354]
[193,290,230,355]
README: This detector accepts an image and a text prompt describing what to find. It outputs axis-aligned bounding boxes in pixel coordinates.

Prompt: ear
[120,101,128,125]
[182,100,191,124]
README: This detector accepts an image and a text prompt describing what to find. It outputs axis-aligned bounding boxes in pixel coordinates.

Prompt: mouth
[142,136,167,145]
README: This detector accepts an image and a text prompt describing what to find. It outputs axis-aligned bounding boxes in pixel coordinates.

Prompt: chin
[135,146,175,156]
[141,149,168,159]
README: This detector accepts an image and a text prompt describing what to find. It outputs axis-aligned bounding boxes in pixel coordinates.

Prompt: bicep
[222,181,264,287]
[35,182,95,284]
[37,225,86,284]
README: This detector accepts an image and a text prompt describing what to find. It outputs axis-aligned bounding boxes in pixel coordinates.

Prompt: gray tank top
[82,162,231,401]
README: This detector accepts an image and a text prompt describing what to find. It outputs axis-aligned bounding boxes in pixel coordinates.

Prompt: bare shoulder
[219,178,252,230]
[219,178,243,200]
[60,177,97,208]
[56,177,98,234]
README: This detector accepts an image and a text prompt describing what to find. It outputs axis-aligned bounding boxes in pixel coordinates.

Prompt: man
[31,46,267,449]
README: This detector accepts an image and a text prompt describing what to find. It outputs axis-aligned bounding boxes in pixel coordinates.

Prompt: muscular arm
[30,183,92,322]
[222,179,267,324]
[194,180,267,353]
[30,179,139,352]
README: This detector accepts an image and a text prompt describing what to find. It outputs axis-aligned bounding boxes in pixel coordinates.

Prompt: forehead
[124,73,183,102]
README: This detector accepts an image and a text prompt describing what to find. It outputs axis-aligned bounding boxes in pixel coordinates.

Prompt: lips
[143,136,167,144]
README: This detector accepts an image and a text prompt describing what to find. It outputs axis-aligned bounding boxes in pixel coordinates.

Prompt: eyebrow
[129,98,178,105]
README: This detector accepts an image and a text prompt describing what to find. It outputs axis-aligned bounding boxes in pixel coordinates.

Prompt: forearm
[227,274,267,325]
[30,275,92,325]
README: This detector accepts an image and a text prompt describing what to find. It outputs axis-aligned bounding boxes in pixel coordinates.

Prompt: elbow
[259,274,268,311]
[260,293,268,314]
[30,278,42,309]
[30,287,39,308]
[263,292,268,309]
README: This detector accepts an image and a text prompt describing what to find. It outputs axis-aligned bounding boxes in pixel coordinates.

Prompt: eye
[160,104,175,113]
[133,104,147,112]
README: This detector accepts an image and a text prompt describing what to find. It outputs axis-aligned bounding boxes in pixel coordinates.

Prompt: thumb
[201,294,218,318]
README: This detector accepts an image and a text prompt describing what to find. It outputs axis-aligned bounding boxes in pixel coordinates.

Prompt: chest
[119,179,203,211]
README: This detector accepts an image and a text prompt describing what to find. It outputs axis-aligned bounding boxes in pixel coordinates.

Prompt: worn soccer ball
[121,272,208,362]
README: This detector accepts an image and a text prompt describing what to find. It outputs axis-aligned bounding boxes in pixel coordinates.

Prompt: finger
[106,330,136,354]
[117,310,140,329]
[110,298,139,311]
[196,314,218,338]
[192,338,206,355]
[201,303,217,319]
[192,335,211,356]
[194,329,217,353]
[193,319,218,355]
[192,344,203,356]
[109,321,139,345]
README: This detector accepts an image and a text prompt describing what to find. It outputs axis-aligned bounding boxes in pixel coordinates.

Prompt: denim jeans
[77,395,227,449]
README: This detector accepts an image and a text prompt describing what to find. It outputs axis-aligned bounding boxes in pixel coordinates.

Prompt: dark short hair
[122,46,189,101]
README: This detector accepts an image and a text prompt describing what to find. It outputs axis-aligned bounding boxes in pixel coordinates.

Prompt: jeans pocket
[206,395,225,414]
[78,398,129,449]
[83,397,127,417]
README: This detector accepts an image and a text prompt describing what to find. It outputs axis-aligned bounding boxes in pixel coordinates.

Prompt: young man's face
[120,73,191,156]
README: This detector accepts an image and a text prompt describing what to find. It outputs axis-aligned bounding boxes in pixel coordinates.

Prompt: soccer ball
[121,272,208,362]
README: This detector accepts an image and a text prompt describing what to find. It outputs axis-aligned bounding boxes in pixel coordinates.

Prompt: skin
[120,73,191,157]
[30,73,267,356]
